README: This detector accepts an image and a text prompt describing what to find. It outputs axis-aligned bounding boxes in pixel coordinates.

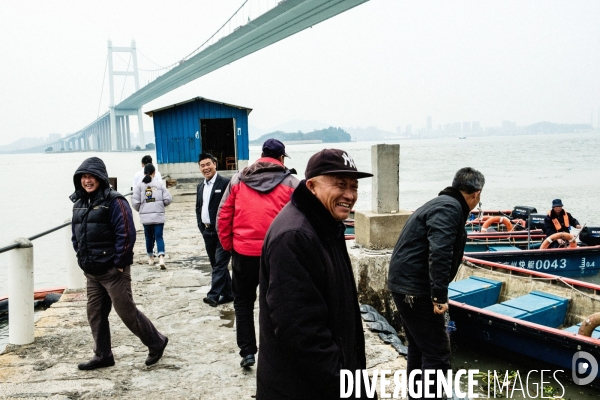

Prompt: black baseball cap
[262,138,289,158]
[305,149,373,179]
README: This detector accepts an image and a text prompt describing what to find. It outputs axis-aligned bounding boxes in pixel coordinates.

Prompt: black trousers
[231,251,260,357]
[85,265,166,360]
[392,292,451,400]
[202,228,233,302]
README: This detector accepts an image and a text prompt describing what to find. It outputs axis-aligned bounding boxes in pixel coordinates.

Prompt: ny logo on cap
[342,152,356,169]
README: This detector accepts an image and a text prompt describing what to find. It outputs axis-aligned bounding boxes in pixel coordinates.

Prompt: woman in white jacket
[132,163,172,269]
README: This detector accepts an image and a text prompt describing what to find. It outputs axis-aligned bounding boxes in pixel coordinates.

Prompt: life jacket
[547,209,570,232]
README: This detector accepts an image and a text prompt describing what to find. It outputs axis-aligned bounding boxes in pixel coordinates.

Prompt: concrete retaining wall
[348,244,402,329]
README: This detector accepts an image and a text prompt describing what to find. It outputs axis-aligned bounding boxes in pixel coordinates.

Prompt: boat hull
[450,302,600,384]
[0,287,65,318]
[450,258,600,386]
[467,245,600,277]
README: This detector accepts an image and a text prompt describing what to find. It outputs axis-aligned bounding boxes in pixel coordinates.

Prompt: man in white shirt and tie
[195,153,232,307]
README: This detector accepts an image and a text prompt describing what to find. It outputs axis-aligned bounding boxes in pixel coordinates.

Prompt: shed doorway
[200,118,237,170]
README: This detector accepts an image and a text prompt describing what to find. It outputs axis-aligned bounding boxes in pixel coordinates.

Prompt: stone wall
[348,245,402,329]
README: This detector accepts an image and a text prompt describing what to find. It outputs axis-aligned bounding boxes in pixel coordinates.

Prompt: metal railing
[0,222,70,255]
[0,191,133,255]
[1,191,134,346]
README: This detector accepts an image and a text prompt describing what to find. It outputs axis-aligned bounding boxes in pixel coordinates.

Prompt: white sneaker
[148,257,155,266]
[159,255,166,270]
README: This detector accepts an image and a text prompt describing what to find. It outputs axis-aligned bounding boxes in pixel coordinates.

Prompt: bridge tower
[107,40,145,151]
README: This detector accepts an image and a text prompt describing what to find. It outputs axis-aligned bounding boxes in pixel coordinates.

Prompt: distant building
[472,121,481,133]
[426,116,432,132]
[406,124,412,136]
[462,122,471,133]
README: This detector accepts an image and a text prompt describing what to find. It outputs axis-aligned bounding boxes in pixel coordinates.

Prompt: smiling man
[70,157,168,370]
[257,149,376,400]
[195,153,232,307]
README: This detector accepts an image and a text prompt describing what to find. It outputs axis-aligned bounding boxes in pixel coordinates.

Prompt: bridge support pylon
[108,40,144,151]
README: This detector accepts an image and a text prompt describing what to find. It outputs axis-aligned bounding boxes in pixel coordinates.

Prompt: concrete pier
[0,195,404,399]
[355,144,411,249]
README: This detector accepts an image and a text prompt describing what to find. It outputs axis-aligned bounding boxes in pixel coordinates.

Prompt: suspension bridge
[18,0,369,154]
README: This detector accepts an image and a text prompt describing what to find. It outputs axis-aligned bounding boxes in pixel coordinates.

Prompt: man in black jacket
[388,167,485,400]
[543,199,581,248]
[258,149,376,400]
[195,153,232,307]
[70,157,168,370]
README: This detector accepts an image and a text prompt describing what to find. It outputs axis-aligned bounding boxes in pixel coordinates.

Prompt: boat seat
[488,245,521,252]
[448,277,502,308]
[563,323,600,339]
[483,290,569,328]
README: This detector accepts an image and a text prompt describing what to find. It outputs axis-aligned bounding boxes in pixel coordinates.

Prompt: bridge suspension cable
[132,0,279,85]
[97,54,108,118]
[137,48,168,69]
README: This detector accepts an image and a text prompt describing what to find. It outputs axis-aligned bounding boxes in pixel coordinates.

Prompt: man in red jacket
[217,139,299,368]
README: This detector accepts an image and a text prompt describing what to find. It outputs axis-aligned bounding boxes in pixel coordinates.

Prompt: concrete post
[125,115,131,150]
[64,219,86,290]
[8,238,34,345]
[355,144,411,249]
[371,144,399,213]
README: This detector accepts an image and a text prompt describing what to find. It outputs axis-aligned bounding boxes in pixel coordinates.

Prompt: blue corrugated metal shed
[145,97,252,165]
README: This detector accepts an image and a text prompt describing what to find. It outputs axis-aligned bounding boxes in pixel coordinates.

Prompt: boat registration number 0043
[502,258,597,270]
[502,259,568,270]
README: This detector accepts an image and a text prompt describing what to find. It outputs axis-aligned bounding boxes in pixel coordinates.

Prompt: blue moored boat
[465,226,600,277]
[466,244,600,277]
[449,257,600,386]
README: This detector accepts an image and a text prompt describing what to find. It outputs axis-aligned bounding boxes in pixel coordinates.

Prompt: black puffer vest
[72,188,124,275]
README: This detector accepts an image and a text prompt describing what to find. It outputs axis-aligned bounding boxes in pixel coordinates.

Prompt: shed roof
[145,96,253,117]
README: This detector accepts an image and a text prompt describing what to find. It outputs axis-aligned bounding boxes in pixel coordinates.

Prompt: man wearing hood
[217,139,299,368]
[70,157,168,370]
[387,167,484,399]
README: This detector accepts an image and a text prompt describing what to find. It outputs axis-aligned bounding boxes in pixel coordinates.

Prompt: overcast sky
[1,0,599,146]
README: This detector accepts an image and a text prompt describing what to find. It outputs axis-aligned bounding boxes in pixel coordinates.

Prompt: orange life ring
[578,312,600,337]
[540,232,577,249]
[481,216,514,232]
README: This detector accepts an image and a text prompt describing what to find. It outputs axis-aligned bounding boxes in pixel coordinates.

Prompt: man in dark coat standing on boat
[543,199,581,248]
[388,167,485,400]
[195,152,233,307]
[257,149,376,400]
[70,157,168,370]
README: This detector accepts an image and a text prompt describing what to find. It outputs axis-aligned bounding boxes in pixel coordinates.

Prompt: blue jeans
[143,224,165,257]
